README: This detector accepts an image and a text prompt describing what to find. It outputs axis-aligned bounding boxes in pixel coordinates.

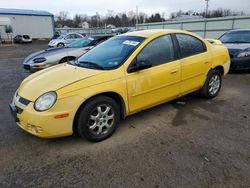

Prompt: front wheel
[76,96,120,142]
[57,43,64,47]
[200,69,222,99]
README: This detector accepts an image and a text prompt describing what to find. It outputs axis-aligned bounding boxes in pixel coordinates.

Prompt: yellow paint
[13,29,230,138]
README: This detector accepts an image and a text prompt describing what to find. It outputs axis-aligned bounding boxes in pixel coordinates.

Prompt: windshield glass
[76,36,145,69]
[58,34,65,39]
[67,37,94,48]
[219,31,250,43]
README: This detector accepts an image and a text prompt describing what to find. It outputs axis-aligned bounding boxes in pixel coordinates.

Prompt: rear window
[23,35,30,39]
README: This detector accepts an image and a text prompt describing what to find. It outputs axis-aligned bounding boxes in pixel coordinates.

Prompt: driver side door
[126,35,181,113]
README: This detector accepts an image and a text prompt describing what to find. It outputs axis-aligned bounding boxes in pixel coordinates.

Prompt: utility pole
[136,5,138,28]
[96,12,99,28]
[205,0,209,18]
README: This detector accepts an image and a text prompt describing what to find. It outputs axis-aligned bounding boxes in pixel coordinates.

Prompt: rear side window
[75,34,83,38]
[137,35,175,67]
[176,34,206,58]
[65,34,74,39]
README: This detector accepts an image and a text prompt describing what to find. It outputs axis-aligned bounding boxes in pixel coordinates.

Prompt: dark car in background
[219,29,250,71]
[51,33,60,40]
[14,35,32,44]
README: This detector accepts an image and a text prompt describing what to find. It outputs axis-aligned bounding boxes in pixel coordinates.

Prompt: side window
[71,34,76,39]
[137,35,175,67]
[65,34,74,39]
[75,34,82,38]
[176,34,206,58]
[65,34,71,40]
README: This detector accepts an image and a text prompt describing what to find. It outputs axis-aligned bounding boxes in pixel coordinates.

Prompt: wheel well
[59,56,76,63]
[57,43,64,47]
[73,92,126,134]
[213,65,224,76]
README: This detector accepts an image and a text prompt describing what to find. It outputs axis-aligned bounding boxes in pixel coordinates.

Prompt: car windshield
[58,34,65,39]
[67,37,95,48]
[219,31,250,43]
[76,35,145,70]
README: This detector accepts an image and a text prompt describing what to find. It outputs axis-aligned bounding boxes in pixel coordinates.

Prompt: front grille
[18,97,30,106]
[23,64,30,70]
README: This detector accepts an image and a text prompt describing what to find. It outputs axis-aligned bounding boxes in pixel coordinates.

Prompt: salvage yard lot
[0,41,249,187]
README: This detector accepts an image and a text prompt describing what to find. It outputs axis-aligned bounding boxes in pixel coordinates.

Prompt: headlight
[33,57,46,63]
[34,91,57,111]
[50,40,56,45]
[237,51,250,58]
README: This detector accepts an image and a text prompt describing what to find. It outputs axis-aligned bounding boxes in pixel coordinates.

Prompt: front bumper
[48,43,57,48]
[9,95,84,138]
[23,63,51,72]
[22,39,32,43]
[230,56,250,70]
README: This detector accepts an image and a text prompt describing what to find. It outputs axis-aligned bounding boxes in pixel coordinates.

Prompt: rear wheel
[76,96,120,142]
[200,69,222,99]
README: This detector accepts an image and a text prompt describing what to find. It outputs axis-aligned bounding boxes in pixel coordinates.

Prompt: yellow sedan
[9,29,230,142]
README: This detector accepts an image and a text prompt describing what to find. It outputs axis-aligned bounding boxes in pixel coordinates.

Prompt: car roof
[226,29,250,33]
[121,29,191,38]
[64,33,83,36]
[88,35,113,39]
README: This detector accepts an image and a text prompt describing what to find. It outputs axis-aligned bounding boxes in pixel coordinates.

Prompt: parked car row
[219,29,250,71]
[48,33,85,47]
[13,35,32,43]
[23,35,113,72]
[10,29,231,142]
[15,29,250,72]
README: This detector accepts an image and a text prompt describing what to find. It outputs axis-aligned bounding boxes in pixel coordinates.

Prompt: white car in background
[48,33,84,47]
[23,35,113,72]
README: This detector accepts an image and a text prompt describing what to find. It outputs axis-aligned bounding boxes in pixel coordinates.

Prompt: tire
[76,96,120,142]
[57,43,64,47]
[200,69,222,99]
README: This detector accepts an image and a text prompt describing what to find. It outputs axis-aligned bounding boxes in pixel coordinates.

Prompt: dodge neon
[9,29,230,142]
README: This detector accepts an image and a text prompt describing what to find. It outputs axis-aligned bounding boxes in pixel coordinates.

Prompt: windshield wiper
[77,61,105,70]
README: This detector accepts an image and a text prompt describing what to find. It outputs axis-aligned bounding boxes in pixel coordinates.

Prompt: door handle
[170,69,178,74]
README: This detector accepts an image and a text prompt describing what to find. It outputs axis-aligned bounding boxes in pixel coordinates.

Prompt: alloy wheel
[208,74,221,95]
[87,104,115,136]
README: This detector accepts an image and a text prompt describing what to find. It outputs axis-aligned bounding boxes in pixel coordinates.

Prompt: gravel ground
[0,41,249,188]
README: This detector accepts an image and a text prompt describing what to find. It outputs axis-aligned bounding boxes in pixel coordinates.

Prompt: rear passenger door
[175,34,210,95]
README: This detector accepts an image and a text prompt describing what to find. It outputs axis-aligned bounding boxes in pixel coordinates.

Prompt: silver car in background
[48,33,84,47]
[23,35,113,72]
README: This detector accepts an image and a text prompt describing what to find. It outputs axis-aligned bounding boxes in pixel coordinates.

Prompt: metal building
[0,8,54,39]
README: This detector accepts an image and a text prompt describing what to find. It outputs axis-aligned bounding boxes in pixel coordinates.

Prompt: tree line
[55,8,245,28]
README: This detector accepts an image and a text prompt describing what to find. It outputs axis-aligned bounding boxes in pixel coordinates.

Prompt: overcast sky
[1,0,250,17]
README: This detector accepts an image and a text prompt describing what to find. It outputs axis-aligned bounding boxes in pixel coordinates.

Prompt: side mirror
[128,59,152,73]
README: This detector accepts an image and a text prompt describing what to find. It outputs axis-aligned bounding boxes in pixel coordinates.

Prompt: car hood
[18,64,104,101]
[224,43,250,56]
